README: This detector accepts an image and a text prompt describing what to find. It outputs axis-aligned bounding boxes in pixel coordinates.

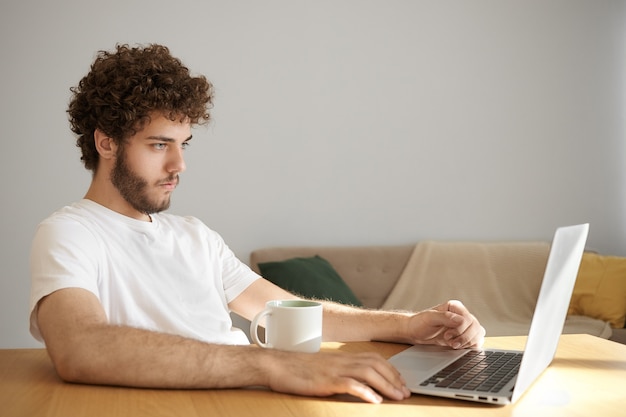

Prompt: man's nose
[167,146,186,174]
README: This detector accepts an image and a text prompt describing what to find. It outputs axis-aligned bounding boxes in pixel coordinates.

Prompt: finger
[343,355,410,402]
[460,323,486,348]
[369,359,411,400]
[445,299,472,316]
[427,309,466,329]
[343,379,383,404]
[431,301,485,348]
[409,310,460,346]
[441,300,477,332]
[445,321,486,349]
[433,300,472,320]
[428,301,470,328]
[342,378,409,404]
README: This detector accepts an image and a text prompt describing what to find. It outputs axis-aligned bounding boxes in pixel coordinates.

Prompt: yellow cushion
[568,253,626,328]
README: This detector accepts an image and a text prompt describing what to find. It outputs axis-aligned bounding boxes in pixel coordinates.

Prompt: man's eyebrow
[146,135,193,142]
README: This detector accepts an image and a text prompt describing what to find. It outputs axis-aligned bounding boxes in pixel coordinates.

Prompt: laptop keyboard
[420,350,523,393]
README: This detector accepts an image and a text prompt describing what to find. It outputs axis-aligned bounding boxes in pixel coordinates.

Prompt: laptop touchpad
[389,345,468,380]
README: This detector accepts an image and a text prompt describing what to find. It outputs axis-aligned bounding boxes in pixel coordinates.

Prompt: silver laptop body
[388,223,589,405]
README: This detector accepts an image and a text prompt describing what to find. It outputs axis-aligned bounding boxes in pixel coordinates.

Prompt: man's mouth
[159,177,179,191]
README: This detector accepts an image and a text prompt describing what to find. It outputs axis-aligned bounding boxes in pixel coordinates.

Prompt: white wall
[1,0,624,348]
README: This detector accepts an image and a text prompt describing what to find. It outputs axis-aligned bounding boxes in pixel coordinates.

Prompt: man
[29,44,485,404]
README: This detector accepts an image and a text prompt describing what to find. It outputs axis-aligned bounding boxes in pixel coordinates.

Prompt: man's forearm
[47,323,272,389]
[320,302,412,344]
[37,288,278,389]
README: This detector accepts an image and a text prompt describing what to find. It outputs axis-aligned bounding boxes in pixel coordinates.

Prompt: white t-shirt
[29,199,260,345]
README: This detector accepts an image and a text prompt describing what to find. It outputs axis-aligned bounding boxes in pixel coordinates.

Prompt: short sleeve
[29,219,101,341]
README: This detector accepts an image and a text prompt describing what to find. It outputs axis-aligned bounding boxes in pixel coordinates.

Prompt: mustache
[157,175,179,186]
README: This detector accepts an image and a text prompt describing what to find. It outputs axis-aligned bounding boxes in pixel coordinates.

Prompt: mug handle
[250,308,272,348]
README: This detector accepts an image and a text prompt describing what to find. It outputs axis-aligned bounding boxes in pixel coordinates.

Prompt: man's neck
[84,181,151,222]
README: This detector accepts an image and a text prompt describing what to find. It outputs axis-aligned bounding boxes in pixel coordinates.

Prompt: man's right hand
[263,349,411,403]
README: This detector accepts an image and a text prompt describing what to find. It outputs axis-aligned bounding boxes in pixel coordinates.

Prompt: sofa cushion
[568,253,626,329]
[258,256,363,306]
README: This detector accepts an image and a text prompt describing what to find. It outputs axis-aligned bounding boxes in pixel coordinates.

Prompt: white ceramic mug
[250,300,323,353]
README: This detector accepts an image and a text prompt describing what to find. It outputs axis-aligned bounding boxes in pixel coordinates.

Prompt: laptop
[388,223,589,405]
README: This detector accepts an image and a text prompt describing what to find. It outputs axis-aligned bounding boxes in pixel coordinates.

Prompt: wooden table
[1,334,624,417]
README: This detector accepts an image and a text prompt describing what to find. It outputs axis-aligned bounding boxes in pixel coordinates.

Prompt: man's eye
[181,142,191,150]
[153,143,167,150]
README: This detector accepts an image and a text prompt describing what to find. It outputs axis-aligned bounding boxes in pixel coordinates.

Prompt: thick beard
[110,147,174,215]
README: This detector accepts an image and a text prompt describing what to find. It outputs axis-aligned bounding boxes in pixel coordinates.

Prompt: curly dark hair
[68,43,214,172]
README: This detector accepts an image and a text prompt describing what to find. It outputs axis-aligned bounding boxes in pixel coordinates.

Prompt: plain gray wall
[1,0,624,348]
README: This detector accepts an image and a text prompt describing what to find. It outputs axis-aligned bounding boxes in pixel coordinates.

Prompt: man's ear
[94,129,118,160]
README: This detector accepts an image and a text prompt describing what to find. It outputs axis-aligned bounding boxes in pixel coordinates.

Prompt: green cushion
[258,256,363,306]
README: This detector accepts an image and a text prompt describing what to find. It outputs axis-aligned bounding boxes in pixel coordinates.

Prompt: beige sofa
[250,243,626,344]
